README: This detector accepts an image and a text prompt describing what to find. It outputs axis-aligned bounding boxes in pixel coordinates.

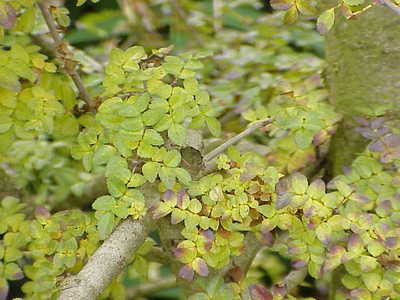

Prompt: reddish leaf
[260,229,274,247]
[192,257,209,277]
[0,3,16,29]
[249,284,273,300]
[228,266,243,282]
[178,264,194,281]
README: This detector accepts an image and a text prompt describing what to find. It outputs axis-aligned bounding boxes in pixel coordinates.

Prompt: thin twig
[126,276,176,299]
[30,34,103,73]
[58,215,153,300]
[381,0,400,15]
[203,117,273,163]
[37,1,93,106]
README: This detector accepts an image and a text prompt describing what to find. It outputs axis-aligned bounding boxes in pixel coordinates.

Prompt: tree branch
[37,1,93,106]
[126,276,176,299]
[203,117,273,163]
[381,0,400,15]
[58,215,153,300]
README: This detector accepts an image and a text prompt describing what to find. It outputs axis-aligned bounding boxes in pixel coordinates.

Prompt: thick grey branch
[381,0,400,15]
[58,215,153,300]
[203,117,273,163]
[37,1,93,106]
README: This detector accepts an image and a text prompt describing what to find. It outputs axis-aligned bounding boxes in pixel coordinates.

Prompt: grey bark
[58,216,152,300]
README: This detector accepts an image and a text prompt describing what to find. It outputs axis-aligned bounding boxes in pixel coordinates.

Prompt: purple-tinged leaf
[292,260,307,269]
[322,245,346,273]
[0,3,16,29]
[173,246,185,260]
[249,284,273,300]
[354,117,370,127]
[8,269,24,280]
[370,117,386,129]
[326,178,337,190]
[316,223,332,244]
[306,219,317,230]
[383,134,400,147]
[200,230,215,250]
[350,288,372,300]
[331,245,346,256]
[192,257,209,277]
[271,285,286,297]
[163,189,175,202]
[327,125,338,135]
[351,193,370,204]
[276,177,290,195]
[260,229,274,247]
[304,206,314,219]
[151,202,172,219]
[240,171,256,182]
[178,264,194,281]
[270,0,294,10]
[0,279,9,300]
[276,194,291,209]
[368,140,385,153]
[384,237,398,249]
[313,130,328,146]
[347,233,363,253]
[171,208,186,224]
[342,166,352,176]
[377,199,392,213]
[317,8,335,35]
[35,206,51,219]
[177,189,189,209]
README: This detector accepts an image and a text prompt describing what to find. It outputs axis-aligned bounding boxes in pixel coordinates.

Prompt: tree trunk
[325,6,400,175]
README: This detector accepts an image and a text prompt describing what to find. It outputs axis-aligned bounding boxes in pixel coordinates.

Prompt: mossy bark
[325,6,400,175]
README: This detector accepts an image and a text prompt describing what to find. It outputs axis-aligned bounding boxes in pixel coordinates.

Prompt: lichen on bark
[325,6,400,175]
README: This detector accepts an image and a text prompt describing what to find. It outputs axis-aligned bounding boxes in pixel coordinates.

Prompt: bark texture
[326,6,400,175]
[58,215,152,300]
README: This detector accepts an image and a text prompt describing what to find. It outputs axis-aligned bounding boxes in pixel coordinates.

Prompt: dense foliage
[0,0,399,300]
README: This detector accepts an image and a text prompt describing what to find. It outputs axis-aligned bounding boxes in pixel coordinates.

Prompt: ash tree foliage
[0,0,400,300]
